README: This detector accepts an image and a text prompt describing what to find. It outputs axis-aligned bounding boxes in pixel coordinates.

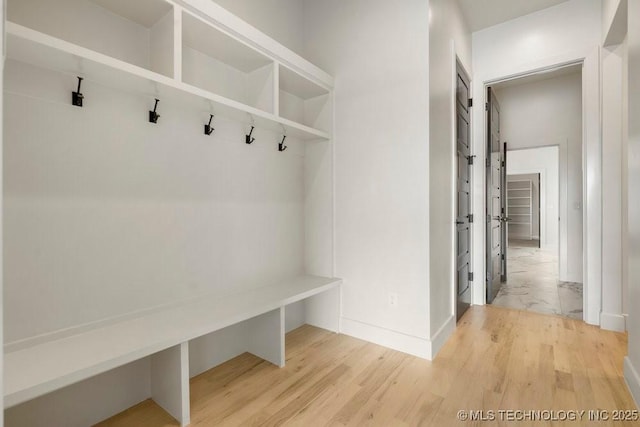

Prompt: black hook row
[71,77,287,151]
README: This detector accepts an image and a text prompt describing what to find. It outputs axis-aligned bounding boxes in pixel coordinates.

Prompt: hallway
[492,241,583,320]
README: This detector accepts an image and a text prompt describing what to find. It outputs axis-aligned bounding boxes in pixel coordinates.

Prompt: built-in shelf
[182,10,275,113]
[279,64,331,133]
[4,275,341,409]
[6,22,330,141]
[8,0,176,77]
[4,1,338,425]
[5,0,334,142]
[507,179,533,240]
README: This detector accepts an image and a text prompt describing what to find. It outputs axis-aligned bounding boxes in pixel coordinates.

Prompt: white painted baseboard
[430,316,456,359]
[340,317,432,359]
[624,357,640,408]
[600,312,627,332]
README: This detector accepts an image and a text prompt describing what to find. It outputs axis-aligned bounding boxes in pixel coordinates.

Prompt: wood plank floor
[96,306,638,426]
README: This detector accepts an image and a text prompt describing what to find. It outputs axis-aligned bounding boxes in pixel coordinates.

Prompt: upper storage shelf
[279,64,331,133]
[182,11,275,114]
[5,0,333,141]
[8,0,177,78]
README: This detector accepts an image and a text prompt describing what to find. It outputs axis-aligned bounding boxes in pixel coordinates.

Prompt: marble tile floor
[491,243,583,320]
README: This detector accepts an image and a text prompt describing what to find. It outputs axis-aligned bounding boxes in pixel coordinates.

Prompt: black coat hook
[72,76,84,107]
[246,126,255,144]
[204,114,215,135]
[149,98,160,124]
[278,135,287,152]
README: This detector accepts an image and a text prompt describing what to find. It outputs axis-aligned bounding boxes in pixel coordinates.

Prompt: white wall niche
[181,11,275,114]
[7,0,177,78]
[5,350,184,427]
[278,64,331,132]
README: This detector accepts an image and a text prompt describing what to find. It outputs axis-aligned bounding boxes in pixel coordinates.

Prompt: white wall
[3,60,305,343]
[471,0,603,325]
[208,0,305,56]
[494,72,581,276]
[428,0,472,354]
[303,0,433,358]
[624,0,640,407]
[507,148,560,250]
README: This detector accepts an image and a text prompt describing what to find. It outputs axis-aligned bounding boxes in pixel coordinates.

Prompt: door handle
[501,216,511,222]
[456,221,464,225]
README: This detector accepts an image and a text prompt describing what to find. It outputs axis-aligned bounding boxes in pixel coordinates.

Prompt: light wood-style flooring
[96,306,638,426]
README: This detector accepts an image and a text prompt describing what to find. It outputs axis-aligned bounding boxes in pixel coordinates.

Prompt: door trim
[471,48,600,325]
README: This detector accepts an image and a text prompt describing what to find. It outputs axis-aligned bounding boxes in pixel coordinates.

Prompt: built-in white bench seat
[4,275,341,426]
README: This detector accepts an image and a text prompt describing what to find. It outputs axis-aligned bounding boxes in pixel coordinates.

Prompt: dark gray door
[456,62,472,320]
[486,87,507,303]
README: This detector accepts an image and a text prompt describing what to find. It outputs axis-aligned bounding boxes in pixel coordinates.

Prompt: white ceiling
[457,0,570,32]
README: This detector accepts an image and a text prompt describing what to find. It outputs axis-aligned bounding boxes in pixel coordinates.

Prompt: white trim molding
[430,316,456,359]
[624,357,640,407]
[340,315,456,361]
[340,318,432,360]
[600,312,626,332]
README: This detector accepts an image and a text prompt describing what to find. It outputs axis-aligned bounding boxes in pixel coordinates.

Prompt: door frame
[471,47,601,326]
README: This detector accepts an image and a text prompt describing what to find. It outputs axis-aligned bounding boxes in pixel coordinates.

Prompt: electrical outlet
[388,292,399,308]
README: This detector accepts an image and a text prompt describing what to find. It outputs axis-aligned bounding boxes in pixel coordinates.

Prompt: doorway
[484,66,584,320]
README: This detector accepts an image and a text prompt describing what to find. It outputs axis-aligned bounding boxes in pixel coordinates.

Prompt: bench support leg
[247,308,285,367]
[150,342,191,426]
[306,286,341,333]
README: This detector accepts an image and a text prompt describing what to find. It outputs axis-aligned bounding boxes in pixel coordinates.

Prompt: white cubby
[181,11,275,114]
[7,0,176,78]
[3,0,337,424]
[278,64,332,133]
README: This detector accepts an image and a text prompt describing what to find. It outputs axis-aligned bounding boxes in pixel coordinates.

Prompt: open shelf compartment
[5,22,329,141]
[181,10,275,114]
[278,64,332,133]
[7,0,177,78]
